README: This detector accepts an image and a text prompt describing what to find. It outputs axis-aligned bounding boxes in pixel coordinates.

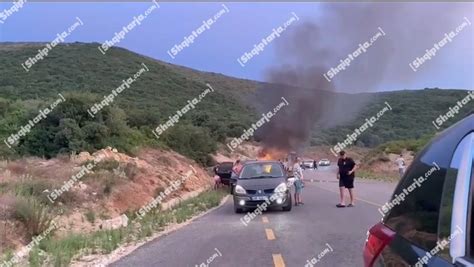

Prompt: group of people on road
[289,151,357,208]
[214,152,407,208]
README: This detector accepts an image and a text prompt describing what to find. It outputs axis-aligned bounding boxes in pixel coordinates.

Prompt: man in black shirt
[336,151,356,208]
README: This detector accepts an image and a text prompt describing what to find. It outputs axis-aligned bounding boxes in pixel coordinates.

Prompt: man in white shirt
[395,154,406,178]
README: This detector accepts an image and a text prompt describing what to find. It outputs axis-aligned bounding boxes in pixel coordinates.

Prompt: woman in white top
[293,158,304,206]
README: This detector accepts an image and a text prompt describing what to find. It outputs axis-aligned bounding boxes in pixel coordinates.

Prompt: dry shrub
[56,153,71,163]
[0,194,16,220]
[95,160,120,172]
[0,160,8,169]
[377,153,391,162]
[157,156,173,166]
[6,161,27,175]
[124,162,139,180]
[13,197,54,240]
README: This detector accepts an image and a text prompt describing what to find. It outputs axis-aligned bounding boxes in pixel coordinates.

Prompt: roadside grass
[0,249,14,266]
[26,189,227,267]
[28,247,46,267]
[2,175,77,207]
[13,197,54,239]
[357,169,399,182]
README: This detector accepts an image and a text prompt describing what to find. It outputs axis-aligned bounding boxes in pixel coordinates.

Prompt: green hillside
[311,89,473,148]
[0,43,257,164]
[0,42,471,163]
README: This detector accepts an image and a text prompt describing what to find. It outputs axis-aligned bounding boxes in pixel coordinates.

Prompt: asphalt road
[112,166,397,267]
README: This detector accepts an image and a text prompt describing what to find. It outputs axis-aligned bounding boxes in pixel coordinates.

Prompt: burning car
[231,160,292,213]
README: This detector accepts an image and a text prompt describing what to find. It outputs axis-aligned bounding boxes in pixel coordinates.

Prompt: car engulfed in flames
[257,147,298,177]
[257,147,287,161]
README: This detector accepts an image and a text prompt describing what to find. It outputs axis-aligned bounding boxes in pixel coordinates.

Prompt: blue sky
[1,2,473,91]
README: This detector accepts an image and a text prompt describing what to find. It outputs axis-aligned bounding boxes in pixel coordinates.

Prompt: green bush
[12,178,52,205]
[0,44,257,163]
[84,210,95,224]
[10,177,76,205]
[378,134,433,155]
[161,124,217,166]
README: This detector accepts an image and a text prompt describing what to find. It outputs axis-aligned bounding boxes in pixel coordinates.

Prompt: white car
[302,160,315,169]
[318,159,330,166]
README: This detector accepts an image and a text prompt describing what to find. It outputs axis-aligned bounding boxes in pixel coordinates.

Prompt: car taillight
[363,222,396,267]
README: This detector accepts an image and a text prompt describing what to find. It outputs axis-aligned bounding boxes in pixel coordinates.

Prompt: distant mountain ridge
[0,42,471,160]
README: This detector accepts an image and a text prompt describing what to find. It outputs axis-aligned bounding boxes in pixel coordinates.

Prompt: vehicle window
[470,160,474,258]
[217,163,233,172]
[240,163,284,179]
[436,135,472,261]
[383,130,463,252]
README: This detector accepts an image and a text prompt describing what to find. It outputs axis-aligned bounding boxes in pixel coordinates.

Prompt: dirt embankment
[302,145,369,162]
[302,145,415,180]
[0,142,413,257]
[212,141,261,163]
[0,147,213,254]
[358,150,415,179]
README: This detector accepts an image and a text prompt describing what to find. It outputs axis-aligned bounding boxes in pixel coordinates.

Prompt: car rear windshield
[217,162,233,172]
[383,124,469,253]
[240,162,284,179]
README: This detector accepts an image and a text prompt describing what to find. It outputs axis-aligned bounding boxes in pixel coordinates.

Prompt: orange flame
[258,147,287,161]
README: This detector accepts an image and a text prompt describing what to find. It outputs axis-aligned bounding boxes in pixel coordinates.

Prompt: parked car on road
[230,160,292,213]
[363,114,473,267]
[302,160,315,169]
[318,159,331,166]
[214,161,234,185]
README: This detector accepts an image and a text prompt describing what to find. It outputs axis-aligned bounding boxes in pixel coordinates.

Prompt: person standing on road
[232,159,243,175]
[336,151,356,208]
[395,154,406,178]
[293,157,305,206]
[313,159,318,170]
[213,165,221,189]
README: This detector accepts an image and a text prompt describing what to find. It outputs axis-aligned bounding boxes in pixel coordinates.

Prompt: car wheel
[282,196,292,212]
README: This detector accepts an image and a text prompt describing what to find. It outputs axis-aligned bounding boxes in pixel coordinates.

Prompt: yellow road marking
[272,254,285,267]
[315,185,383,207]
[265,228,276,240]
[262,216,269,223]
